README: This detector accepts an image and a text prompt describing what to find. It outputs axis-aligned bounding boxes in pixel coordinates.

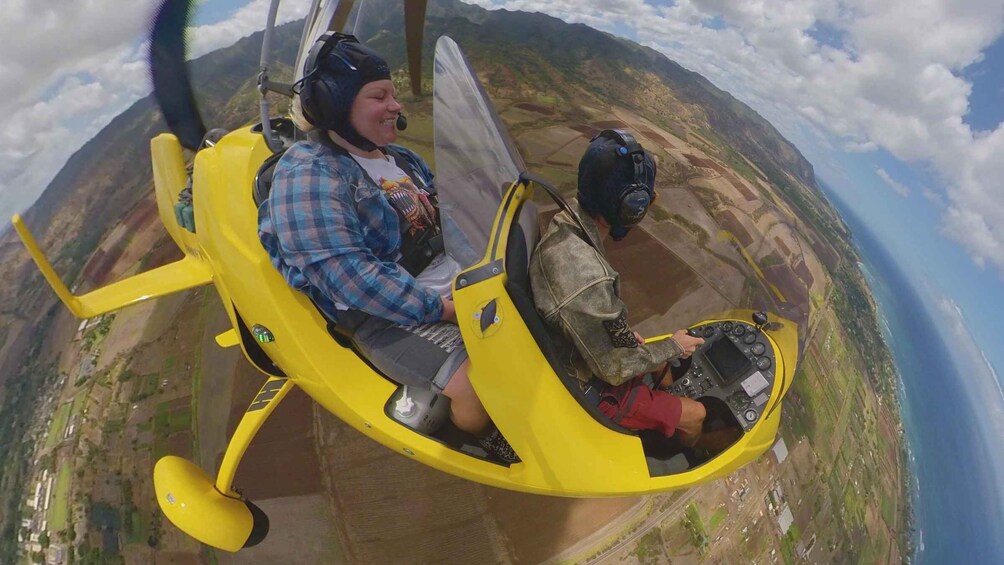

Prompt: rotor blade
[404,0,428,96]
[332,0,356,32]
[149,0,207,150]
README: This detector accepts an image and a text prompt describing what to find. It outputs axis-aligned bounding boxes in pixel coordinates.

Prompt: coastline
[859,259,920,561]
[824,185,1004,562]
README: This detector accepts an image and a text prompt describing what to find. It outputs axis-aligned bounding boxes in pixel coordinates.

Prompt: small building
[75,319,89,340]
[47,544,66,564]
[778,505,794,534]
[772,437,789,464]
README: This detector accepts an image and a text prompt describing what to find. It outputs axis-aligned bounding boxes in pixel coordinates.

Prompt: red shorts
[597,376,683,437]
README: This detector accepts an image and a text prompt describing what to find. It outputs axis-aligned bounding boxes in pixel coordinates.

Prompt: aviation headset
[296,32,406,145]
[585,129,655,239]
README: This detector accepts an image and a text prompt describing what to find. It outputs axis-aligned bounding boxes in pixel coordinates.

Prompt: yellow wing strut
[11,213,213,319]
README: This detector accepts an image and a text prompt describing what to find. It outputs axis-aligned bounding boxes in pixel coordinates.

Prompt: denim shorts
[338,310,468,392]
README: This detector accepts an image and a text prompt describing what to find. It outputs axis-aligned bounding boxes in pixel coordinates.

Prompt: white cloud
[0,0,311,224]
[922,186,946,207]
[844,139,878,153]
[932,293,1004,458]
[0,1,157,112]
[875,167,911,198]
[187,0,310,58]
[468,0,1004,277]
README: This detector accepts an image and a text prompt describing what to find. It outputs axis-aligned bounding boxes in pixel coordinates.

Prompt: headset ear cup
[300,77,317,127]
[617,186,652,227]
[311,78,335,130]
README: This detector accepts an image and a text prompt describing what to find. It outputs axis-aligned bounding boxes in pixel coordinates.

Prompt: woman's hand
[440,296,457,323]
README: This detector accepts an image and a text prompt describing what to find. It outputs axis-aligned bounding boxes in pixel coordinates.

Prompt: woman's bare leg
[441,359,491,435]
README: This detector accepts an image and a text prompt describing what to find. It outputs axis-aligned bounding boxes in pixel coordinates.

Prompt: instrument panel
[664,320,777,431]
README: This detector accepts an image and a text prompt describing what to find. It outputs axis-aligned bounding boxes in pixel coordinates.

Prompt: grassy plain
[49,462,72,532]
[44,402,72,450]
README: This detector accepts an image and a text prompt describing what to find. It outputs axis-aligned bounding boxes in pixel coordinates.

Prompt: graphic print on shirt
[379,175,437,235]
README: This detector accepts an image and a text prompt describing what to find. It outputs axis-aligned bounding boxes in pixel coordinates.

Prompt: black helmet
[297,33,392,151]
[577,129,657,241]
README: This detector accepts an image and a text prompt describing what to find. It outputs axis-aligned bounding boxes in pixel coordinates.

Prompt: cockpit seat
[503,219,635,436]
[252,150,286,208]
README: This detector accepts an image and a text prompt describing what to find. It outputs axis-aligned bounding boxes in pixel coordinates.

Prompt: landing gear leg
[154,376,295,551]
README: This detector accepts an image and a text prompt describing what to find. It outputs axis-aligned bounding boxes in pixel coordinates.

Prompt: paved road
[540,499,650,565]
[554,493,694,561]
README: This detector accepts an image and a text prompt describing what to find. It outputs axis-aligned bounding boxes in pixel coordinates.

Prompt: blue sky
[962,33,1004,132]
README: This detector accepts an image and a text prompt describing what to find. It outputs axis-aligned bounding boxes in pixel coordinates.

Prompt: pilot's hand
[440,296,457,323]
[671,329,704,358]
[633,331,645,345]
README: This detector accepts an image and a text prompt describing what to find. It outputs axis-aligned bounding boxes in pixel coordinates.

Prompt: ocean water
[824,192,1004,563]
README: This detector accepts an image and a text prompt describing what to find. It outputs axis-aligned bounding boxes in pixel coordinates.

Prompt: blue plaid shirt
[258,140,444,325]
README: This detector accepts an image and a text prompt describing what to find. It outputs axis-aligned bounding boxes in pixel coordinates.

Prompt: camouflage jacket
[529,202,683,386]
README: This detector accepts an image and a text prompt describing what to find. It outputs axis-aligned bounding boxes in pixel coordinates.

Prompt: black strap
[583,377,606,406]
[376,145,443,275]
[521,171,602,254]
[384,145,437,196]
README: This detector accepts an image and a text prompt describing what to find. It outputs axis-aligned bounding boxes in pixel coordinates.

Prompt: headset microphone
[396,113,408,131]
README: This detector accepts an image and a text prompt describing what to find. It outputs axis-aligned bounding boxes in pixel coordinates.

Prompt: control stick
[674,327,703,369]
[752,311,769,330]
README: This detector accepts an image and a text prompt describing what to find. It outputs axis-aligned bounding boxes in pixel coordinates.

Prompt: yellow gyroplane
[12,0,802,552]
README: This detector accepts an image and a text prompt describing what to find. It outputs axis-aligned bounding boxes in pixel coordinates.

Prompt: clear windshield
[432,36,536,269]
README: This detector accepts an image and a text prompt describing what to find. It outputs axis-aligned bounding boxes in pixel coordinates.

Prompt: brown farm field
[314,411,641,564]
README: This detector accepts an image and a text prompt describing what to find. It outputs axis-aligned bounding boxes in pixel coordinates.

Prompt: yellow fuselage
[147,127,798,496]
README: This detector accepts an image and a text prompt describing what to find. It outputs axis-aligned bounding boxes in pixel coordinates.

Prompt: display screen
[705,337,752,383]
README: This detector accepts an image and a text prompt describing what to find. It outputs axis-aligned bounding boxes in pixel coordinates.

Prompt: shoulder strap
[384,145,435,195]
[521,172,601,253]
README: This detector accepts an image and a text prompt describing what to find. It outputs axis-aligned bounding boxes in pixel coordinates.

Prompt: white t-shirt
[350,152,461,300]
